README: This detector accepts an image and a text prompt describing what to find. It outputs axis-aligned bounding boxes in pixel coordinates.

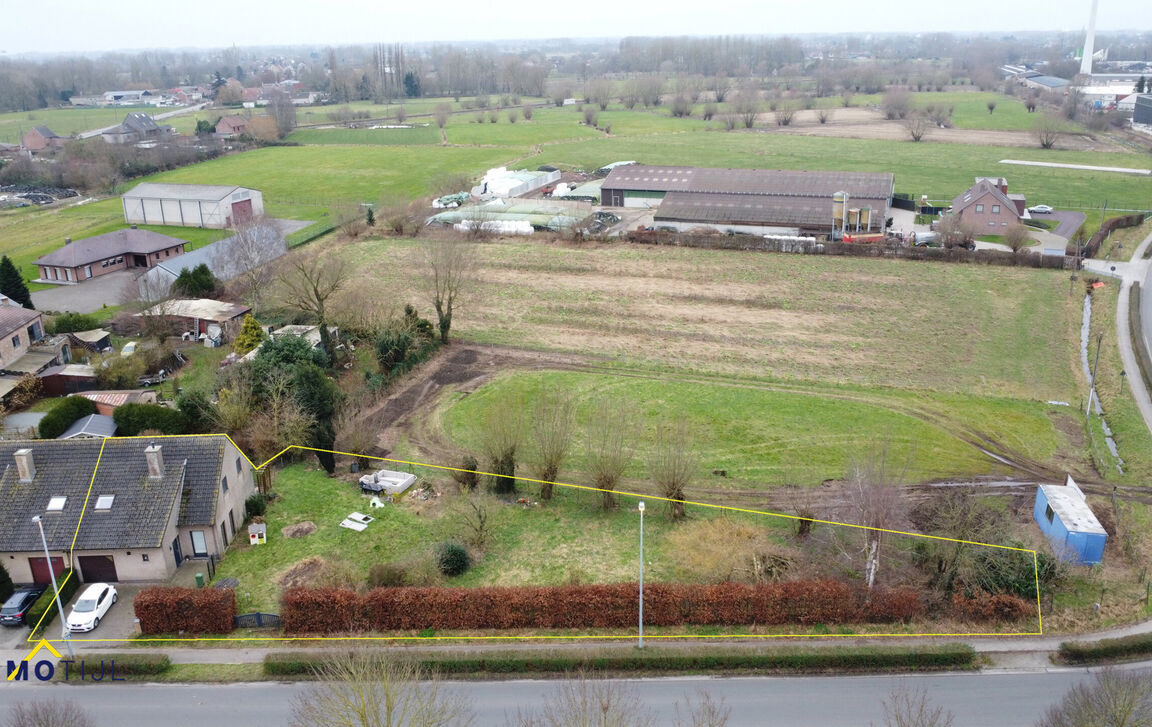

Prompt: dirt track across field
[761,108,1128,153]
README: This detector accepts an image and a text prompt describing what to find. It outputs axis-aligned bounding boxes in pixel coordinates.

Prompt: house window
[95,494,114,510]
[975,204,984,213]
[221,521,228,543]
[102,260,109,268]
[65,269,73,281]
[221,476,228,493]
[142,553,149,562]
[85,265,92,278]
[1045,504,1055,524]
[190,530,208,557]
[115,257,123,264]
[11,335,19,348]
[46,496,67,512]
[992,205,1000,213]
[1002,222,1008,227]
[235,457,242,474]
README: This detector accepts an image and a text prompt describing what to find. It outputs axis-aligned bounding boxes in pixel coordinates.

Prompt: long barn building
[122,183,264,229]
[601,165,894,237]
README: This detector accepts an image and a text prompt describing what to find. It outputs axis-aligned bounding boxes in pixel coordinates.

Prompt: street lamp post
[638,501,645,649]
[32,515,73,659]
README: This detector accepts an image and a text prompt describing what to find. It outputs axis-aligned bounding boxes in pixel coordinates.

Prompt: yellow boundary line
[28,434,1044,646]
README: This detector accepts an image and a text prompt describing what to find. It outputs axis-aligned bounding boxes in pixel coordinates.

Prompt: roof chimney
[64,237,72,245]
[14,448,35,482]
[145,443,164,479]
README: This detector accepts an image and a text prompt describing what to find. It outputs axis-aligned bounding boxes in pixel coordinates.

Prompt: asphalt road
[4,670,1135,726]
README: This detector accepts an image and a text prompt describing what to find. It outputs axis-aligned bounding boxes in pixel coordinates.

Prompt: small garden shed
[1033,475,1107,565]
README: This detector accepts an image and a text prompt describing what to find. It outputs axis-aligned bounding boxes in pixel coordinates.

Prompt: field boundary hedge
[264,643,976,677]
[1058,632,1152,664]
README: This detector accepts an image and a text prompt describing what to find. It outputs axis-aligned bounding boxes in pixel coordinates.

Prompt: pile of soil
[278,556,326,589]
[281,521,317,539]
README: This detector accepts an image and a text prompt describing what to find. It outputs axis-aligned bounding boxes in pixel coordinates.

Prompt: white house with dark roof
[0,437,255,584]
[122,183,264,229]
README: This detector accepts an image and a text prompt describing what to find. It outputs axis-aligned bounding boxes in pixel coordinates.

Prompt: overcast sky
[0,0,1146,55]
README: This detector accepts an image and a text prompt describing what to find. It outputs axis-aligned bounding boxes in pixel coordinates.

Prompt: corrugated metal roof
[656,191,885,227]
[137,298,250,322]
[123,182,248,201]
[58,414,117,439]
[603,165,894,199]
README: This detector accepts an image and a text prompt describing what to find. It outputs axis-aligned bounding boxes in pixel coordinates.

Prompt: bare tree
[773,106,795,126]
[674,691,731,727]
[902,111,931,142]
[530,392,575,500]
[508,675,654,727]
[817,108,833,124]
[936,214,976,249]
[6,699,96,727]
[290,652,473,727]
[394,105,407,124]
[1033,115,1062,149]
[986,99,998,114]
[883,87,912,119]
[450,492,496,548]
[335,410,377,470]
[434,103,451,129]
[586,400,635,511]
[223,216,286,309]
[266,88,297,138]
[709,73,730,103]
[480,399,524,495]
[882,684,955,727]
[245,370,316,462]
[422,238,476,344]
[1002,223,1032,252]
[732,89,760,129]
[846,448,908,589]
[1036,668,1152,727]
[649,421,697,519]
[279,249,349,328]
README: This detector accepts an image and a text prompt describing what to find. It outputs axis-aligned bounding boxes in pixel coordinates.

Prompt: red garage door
[28,556,66,585]
[231,199,253,225]
[77,555,119,583]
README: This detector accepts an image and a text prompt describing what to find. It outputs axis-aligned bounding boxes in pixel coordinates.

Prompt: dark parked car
[1,586,46,627]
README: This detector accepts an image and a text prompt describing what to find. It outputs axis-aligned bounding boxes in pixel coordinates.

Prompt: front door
[172,536,183,564]
[28,556,66,585]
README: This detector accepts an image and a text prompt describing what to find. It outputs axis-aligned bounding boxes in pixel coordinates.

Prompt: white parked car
[67,583,117,632]
[1029,205,1054,214]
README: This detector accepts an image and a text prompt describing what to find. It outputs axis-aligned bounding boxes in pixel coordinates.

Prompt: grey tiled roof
[35,228,187,268]
[0,306,40,339]
[0,436,232,553]
[58,414,118,439]
[603,165,895,200]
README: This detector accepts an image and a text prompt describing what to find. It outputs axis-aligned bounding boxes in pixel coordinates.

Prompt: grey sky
[0,0,1146,55]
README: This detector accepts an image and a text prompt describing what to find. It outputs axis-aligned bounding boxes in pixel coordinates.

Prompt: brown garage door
[77,555,118,583]
[231,198,253,225]
[28,556,66,585]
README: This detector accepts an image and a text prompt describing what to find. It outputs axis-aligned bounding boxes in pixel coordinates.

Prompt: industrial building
[1135,95,1152,126]
[600,165,894,237]
[122,183,264,229]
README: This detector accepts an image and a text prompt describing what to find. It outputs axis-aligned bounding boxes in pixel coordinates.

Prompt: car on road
[1029,205,1054,214]
[0,586,46,627]
[66,583,117,632]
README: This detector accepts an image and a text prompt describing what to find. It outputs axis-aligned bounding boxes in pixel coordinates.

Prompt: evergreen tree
[1137,76,1147,94]
[0,255,34,309]
[233,314,267,355]
[172,263,217,297]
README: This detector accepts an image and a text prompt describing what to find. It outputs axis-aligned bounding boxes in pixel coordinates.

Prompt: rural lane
[1082,226,1152,440]
[7,669,1149,727]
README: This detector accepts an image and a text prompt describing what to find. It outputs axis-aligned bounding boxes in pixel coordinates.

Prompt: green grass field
[445,107,603,145]
[288,125,442,146]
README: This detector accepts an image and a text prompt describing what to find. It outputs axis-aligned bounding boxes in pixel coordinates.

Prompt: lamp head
[638,501,645,513]
[31,515,41,524]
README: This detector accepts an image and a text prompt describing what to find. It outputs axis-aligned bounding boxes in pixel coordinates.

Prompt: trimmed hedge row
[134,586,236,634]
[264,643,977,676]
[27,569,81,634]
[57,653,171,677]
[281,581,927,634]
[1059,633,1152,664]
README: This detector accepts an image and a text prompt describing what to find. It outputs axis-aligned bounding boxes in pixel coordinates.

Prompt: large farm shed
[601,165,894,236]
[122,183,264,229]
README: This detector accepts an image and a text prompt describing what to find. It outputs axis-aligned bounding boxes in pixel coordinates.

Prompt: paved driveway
[31,270,137,314]
[1036,210,1086,241]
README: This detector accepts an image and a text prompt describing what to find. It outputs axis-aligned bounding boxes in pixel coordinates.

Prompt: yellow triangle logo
[6,639,63,681]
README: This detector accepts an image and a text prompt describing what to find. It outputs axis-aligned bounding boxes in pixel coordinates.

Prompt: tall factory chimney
[1080,0,1099,76]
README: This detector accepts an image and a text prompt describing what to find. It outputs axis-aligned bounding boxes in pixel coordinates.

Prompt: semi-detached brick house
[0,436,255,584]
[35,227,187,284]
[950,178,1025,231]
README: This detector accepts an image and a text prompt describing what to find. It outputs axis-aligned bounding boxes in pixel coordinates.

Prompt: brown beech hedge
[134,586,236,634]
[281,580,928,634]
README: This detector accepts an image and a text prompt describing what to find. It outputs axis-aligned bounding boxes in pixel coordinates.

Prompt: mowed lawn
[338,237,1082,402]
[435,370,1067,488]
[0,105,168,143]
[123,144,527,205]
